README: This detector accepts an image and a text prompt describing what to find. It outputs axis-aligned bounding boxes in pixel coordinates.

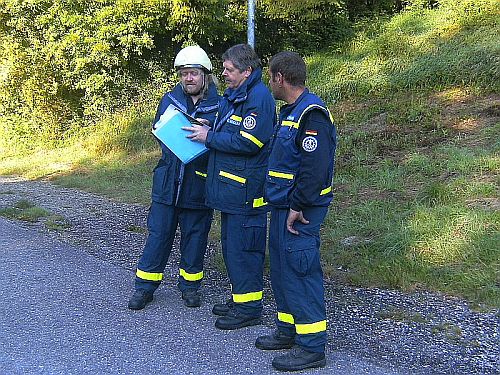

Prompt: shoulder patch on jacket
[243,115,257,130]
[302,136,318,152]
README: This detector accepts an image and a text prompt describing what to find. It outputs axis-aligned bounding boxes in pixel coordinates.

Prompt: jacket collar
[282,88,309,113]
[170,81,219,111]
[224,68,262,103]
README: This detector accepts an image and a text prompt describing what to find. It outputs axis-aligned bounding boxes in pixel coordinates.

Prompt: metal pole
[247,0,255,48]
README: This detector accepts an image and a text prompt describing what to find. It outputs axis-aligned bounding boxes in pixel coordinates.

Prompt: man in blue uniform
[185,44,275,330]
[255,51,337,371]
[128,46,219,310]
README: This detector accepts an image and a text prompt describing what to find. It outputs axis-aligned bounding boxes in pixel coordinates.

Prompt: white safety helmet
[174,45,212,73]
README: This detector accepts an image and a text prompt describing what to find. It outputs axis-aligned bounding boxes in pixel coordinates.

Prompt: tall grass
[0,100,159,204]
[307,0,500,102]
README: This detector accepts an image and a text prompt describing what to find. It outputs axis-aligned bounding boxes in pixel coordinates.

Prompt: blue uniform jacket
[265,89,336,210]
[205,68,276,215]
[151,82,219,209]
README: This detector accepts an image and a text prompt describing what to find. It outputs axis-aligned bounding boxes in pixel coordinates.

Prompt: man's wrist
[290,202,302,212]
[205,130,214,146]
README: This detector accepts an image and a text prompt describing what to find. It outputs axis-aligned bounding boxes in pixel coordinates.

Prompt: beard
[181,74,206,97]
[183,83,202,96]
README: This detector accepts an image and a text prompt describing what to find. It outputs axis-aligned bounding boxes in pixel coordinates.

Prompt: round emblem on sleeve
[302,136,318,152]
[242,116,257,130]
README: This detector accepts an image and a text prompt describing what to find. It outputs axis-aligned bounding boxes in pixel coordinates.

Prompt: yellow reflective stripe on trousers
[278,312,295,325]
[282,120,299,128]
[136,269,163,282]
[253,197,267,208]
[240,131,264,148]
[295,320,327,334]
[195,171,207,178]
[320,186,332,195]
[232,290,263,303]
[268,170,294,180]
[219,171,246,184]
[179,268,203,281]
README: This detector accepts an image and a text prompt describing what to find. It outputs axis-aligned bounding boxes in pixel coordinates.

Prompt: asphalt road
[0,217,400,375]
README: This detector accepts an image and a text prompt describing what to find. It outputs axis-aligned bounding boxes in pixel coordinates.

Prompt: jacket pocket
[185,169,208,204]
[151,164,174,204]
[265,170,295,206]
[218,170,247,206]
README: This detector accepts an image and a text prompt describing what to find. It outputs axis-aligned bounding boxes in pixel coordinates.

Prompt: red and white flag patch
[305,130,318,136]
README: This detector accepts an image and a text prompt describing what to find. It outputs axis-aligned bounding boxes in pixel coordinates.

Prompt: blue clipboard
[152,105,209,164]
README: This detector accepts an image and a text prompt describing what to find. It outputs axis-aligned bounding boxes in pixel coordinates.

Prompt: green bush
[257,0,351,55]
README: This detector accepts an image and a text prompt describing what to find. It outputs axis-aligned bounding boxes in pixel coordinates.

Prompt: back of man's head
[269,51,306,87]
[222,44,261,73]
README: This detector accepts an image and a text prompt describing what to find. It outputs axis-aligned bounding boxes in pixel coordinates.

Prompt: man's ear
[244,67,252,78]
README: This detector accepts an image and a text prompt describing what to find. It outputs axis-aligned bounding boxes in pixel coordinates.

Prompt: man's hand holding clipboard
[182,117,211,143]
[151,104,210,164]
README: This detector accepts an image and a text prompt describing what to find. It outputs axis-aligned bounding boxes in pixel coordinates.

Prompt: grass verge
[0,199,71,231]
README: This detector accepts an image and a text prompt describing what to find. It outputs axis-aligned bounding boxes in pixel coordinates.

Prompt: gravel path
[0,175,498,374]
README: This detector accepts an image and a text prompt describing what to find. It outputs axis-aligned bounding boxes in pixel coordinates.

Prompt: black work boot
[272,347,326,372]
[212,298,234,316]
[128,290,153,310]
[255,329,295,350]
[215,308,261,330]
[182,290,201,308]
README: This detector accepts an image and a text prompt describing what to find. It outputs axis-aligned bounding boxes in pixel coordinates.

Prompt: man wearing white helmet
[128,45,220,310]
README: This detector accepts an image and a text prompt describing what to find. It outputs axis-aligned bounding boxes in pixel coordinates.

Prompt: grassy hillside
[1,0,498,307]
[308,0,499,102]
[307,0,499,307]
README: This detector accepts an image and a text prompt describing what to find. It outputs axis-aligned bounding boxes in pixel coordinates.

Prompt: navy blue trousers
[220,212,266,317]
[135,201,212,294]
[269,206,328,353]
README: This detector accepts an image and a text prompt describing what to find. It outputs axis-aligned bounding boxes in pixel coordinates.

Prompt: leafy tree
[257,0,350,55]
[0,0,353,140]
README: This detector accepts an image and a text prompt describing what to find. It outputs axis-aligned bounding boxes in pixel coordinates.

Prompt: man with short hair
[255,51,337,371]
[185,44,275,330]
[128,45,219,311]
